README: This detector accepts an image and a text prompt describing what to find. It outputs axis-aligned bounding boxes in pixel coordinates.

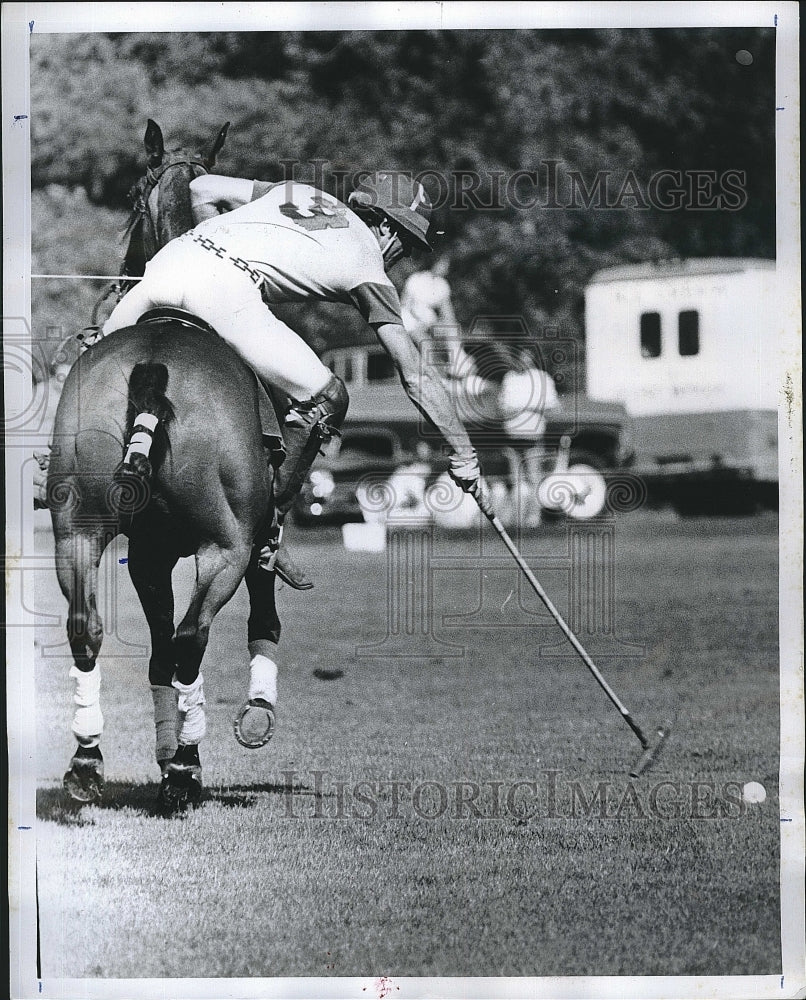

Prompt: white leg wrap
[151,685,179,762]
[173,673,207,745]
[69,665,103,745]
[248,655,278,704]
[123,413,159,465]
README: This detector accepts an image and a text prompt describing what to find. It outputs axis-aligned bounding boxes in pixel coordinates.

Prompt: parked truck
[584,258,778,513]
[293,339,633,526]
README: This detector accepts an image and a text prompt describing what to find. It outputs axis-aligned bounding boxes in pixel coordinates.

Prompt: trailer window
[678,311,700,356]
[640,312,662,358]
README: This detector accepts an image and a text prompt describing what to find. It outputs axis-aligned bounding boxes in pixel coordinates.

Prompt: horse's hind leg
[160,539,251,810]
[234,546,281,749]
[54,527,107,802]
[127,526,180,775]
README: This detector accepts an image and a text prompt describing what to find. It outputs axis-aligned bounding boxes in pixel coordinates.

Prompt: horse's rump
[50,321,272,545]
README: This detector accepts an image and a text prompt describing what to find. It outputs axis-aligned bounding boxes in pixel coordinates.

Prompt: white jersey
[498,368,559,438]
[400,270,453,332]
[192,181,403,328]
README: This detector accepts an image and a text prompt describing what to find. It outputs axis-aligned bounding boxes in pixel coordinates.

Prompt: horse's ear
[205,122,230,169]
[144,119,164,168]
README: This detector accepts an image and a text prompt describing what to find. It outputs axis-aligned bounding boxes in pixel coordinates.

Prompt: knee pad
[274,375,349,514]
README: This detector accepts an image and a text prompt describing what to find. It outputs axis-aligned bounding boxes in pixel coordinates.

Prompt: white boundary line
[31,273,139,280]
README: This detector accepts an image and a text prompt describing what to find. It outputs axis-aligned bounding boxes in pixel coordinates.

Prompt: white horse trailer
[585,259,778,512]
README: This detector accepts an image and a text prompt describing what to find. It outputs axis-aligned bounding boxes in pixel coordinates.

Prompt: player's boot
[262,374,349,590]
[274,374,350,511]
[274,543,314,590]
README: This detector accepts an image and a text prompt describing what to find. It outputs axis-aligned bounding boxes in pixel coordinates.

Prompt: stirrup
[284,375,348,443]
[258,542,314,590]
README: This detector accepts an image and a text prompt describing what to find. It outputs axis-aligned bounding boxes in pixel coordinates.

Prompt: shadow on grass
[36,777,331,825]
[312,667,345,680]
[37,782,167,825]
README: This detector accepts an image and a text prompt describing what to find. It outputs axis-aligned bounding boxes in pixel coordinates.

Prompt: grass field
[30,509,782,980]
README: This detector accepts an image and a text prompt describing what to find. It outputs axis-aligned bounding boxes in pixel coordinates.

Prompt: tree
[30,28,776,362]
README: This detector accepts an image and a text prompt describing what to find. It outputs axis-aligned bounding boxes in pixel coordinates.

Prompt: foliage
[31,185,129,376]
[30,28,775,364]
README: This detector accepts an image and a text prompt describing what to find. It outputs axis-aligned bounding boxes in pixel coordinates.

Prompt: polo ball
[742,781,766,804]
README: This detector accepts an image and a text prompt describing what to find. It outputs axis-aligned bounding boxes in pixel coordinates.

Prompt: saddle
[138,307,285,466]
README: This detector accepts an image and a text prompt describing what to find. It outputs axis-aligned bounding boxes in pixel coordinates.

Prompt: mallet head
[629,723,671,778]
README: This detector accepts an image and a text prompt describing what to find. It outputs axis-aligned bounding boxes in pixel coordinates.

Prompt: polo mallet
[479,505,669,777]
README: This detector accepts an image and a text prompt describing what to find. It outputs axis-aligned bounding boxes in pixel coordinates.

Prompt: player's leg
[189,283,349,589]
[102,239,198,335]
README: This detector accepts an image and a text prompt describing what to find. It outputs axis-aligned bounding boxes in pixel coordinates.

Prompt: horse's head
[123,119,230,277]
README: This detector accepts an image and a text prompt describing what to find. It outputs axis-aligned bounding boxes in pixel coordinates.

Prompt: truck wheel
[538,450,608,520]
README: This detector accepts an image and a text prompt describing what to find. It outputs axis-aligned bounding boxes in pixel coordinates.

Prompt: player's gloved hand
[449,453,495,518]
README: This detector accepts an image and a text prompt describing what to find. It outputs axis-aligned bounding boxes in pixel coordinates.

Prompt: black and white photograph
[4,3,803,998]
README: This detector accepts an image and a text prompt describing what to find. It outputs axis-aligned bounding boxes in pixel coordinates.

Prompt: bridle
[88,156,210,333]
[82,120,230,347]
[127,156,209,239]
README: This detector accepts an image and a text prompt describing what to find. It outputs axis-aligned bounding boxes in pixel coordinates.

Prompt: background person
[401,256,479,384]
[497,344,560,527]
[440,338,559,527]
[400,256,456,340]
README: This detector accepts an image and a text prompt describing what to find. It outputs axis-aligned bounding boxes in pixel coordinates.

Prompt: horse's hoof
[63,747,105,803]
[157,762,202,814]
[234,698,275,748]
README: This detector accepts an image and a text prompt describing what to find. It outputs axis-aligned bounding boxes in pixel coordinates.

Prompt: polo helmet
[349,172,433,251]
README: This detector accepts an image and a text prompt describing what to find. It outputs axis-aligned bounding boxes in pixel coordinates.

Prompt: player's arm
[350,279,490,507]
[372,320,479,471]
[351,281,472,457]
[189,174,253,221]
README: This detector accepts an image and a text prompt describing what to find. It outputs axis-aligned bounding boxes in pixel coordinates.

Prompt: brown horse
[49,122,281,812]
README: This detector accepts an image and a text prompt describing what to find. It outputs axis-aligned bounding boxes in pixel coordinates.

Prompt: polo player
[103,171,492,587]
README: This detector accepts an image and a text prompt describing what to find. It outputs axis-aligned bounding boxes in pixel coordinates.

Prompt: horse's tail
[113,362,175,524]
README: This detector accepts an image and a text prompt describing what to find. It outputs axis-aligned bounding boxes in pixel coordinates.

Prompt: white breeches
[103,235,332,402]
